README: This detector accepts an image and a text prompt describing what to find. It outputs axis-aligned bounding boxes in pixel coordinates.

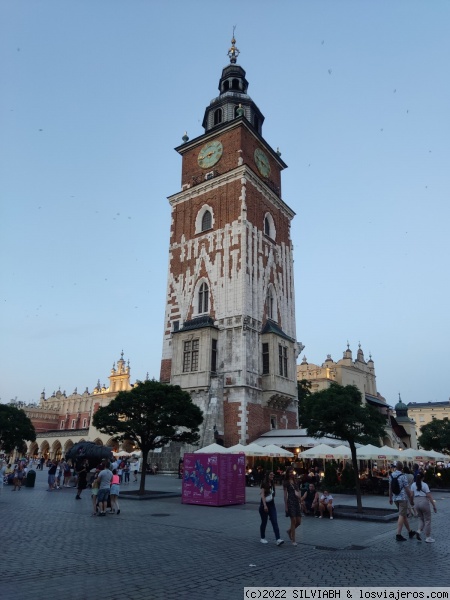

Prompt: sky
[1,1,449,407]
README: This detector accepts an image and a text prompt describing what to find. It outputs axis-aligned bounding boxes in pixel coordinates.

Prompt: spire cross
[228,27,240,64]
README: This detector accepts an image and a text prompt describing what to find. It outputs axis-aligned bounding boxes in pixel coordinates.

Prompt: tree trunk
[350,441,363,512]
[138,448,150,495]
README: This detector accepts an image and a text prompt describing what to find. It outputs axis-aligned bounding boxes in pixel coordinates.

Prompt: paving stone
[1,470,449,599]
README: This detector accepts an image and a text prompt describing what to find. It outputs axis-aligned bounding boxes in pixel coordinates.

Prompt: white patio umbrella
[398,448,434,462]
[328,445,352,459]
[376,446,403,459]
[422,449,448,461]
[355,444,385,460]
[298,443,337,459]
[262,444,294,458]
[193,443,230,454]
[227,443,249,454]
[116,450,131,457]
[240,443,268,457]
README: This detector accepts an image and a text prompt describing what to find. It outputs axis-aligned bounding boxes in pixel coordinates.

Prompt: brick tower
[160,35,301,447]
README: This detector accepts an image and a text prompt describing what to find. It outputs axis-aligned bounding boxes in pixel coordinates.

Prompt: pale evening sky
[1,1,449,408]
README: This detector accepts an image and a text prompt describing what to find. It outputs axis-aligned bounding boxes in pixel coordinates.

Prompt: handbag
[265,492,273,502]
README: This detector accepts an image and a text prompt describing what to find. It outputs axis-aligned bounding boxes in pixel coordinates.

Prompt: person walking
[123,462,130,484]
[47,460,57,491]
[110,469,121,515]
[75,462,88,499]
[63,461,72,487]
[12,463,24,491]
[90,476,100,516]
[283,467,302,546]
[389,460,416,541]
[411,472,437,543]
[259,471,283,546]
[403,465,417,517]
[97,462,113,516]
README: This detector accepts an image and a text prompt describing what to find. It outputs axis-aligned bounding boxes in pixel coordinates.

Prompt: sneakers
[117,509,120,515]
[276,539,284,546]
[416,532,422,541]
[396,534,407,541]
[408,530,416,539]
[330,516,334,520]
[260,539,268,544]
[291,542,298,546]
[425,537,435,543]
[318,516,323,519]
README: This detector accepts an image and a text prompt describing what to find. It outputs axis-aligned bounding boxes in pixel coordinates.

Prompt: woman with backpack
[410,472,437,543]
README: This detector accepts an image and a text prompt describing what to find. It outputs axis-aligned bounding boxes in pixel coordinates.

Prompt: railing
[35,428,89,438]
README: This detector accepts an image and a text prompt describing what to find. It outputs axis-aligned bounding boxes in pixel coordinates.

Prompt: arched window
[214,108,223,126]
[232,78,240,90]
[266,287,275,320]
[198,282,209,314]
[223,80,230,92]
[196,205,214,234]
[201,210,212,231]
[263,212,276,240]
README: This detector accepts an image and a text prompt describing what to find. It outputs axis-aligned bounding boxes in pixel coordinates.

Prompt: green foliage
[339,464,356,490]
[298,382,386,446]
[418,418,450,454]
[93,379,203,451]
[297,379,312,403]
[322,461,339,488]
[92,380,203,494]
[298,382,387,511]
[0,404,36,453]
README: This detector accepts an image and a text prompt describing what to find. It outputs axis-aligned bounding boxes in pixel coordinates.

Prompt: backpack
[390,474,402,495]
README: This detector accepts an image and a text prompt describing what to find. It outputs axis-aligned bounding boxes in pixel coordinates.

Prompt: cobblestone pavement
[1,470,449,599]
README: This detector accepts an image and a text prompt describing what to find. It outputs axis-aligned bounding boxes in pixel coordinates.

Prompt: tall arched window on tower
[263,212,276,240]
[198,282,209,314]
[214,108,223,126]
[266,287,275,320]
[201,210,212,231]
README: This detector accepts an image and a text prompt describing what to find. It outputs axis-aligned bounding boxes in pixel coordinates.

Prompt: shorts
[98,488,110,503]
[110,484,120,496]
[48,475,55,485]
[395,500,408,517]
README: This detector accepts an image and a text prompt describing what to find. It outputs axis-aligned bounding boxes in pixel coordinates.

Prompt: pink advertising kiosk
[181,452,246,506]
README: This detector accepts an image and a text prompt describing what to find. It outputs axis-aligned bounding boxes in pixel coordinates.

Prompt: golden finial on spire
[227,26,240,64]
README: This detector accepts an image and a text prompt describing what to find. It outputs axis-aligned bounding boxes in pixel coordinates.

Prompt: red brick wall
[160,359,172,383]
[247,404,298,442]
[181,125,281,191]
[223,401,241,447]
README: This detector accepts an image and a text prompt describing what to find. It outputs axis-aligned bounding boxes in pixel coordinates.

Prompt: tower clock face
[254,148,271,177]
[198,140,223,169]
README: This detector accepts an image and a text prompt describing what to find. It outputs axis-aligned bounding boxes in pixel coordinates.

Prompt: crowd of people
[0,454,143,517]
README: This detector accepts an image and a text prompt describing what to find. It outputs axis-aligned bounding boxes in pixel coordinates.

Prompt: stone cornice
[168,165,295,221]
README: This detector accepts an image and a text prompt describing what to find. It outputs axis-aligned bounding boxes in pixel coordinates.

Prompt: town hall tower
[160,36,301,447]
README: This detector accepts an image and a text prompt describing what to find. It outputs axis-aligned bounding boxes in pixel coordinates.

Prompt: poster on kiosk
[182,453,246,506]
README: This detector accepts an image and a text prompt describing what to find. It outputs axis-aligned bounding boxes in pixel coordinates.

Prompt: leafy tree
[297,379,312,404]
[93,380,203,494]
[298,382,386,512]
[0,404,36,454]
[418,417,450,454]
